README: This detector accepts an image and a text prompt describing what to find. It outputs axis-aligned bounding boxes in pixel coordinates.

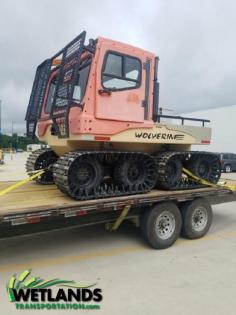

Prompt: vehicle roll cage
[25,31,96,138]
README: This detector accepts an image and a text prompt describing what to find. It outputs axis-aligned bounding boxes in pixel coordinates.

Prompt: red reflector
[201,140,210,144]
[94,136,110,141]
[27,217,40,224]
[78,210,88,216]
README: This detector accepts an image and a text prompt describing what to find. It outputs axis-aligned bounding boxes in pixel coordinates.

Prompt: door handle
[98,89,112,96]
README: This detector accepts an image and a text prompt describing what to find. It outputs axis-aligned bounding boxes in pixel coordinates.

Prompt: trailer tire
[180,198,212,239]
[141,202,182,249]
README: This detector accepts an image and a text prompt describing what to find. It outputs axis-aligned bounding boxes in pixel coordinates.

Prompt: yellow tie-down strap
[0,168,236,198]
[182,167,236,192]
[0,170,45,197]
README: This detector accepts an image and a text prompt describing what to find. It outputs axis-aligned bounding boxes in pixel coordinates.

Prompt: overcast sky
[1,0,236,134]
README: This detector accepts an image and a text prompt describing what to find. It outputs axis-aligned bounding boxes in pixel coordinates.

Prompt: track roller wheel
[141,202,182,249]
[114,155,157,191]
[26,149,58,184]
[67,155,103,198]
[156,156,183,189]
[186,154,221,184]
[180,198,213,239]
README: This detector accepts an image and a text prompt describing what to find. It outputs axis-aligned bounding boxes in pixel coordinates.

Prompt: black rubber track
[53,151,157,200]
[185,152,221,184]
[53,150,221,200]
[154,151,221,190]
[26,148,58,184]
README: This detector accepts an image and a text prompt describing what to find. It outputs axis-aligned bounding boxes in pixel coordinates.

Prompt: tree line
[0,133,41,150]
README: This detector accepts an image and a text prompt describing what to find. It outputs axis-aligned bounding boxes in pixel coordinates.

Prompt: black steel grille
[52,32,86,110]
[25,59,52,137]
[25,31,88,139]
[50,31,86,138]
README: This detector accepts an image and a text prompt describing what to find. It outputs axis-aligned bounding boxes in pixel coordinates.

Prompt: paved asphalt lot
[1,153,236,314]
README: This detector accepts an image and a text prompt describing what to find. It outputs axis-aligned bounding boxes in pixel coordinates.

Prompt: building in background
[184,105,236,153]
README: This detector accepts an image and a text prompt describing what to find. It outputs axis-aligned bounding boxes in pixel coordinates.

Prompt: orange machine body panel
[38,37,155,138]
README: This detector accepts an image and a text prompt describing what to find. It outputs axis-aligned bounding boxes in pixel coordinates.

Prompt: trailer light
[201,140,210,144]
[78,210,88,216]
[27,216,41,224]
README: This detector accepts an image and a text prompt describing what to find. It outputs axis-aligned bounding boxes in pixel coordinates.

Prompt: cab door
[95,40,150,123]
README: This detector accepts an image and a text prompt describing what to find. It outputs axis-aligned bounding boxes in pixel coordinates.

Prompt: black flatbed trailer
[1,180,236,248]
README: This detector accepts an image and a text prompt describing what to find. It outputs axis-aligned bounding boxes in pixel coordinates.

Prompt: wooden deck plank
[0,181,234,217]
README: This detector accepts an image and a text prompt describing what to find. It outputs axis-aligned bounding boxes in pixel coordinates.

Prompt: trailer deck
[0,180,235,213]
[1,179,236,237]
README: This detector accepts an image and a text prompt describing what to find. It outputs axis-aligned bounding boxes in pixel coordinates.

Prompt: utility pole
[0,100,1,144]
[0,101,1,154]
[11,120,14,160]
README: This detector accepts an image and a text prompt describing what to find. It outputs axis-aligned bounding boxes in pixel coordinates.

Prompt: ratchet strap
[1,168,236,198]
[0,170,45,197]
[108,205,131,231]
[182,167,236,192]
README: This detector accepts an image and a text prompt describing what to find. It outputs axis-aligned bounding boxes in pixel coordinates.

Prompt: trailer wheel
[141,202,182,249]
[180,198,213,239]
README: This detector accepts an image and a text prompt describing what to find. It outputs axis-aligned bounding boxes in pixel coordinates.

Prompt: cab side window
[102,52,141,90]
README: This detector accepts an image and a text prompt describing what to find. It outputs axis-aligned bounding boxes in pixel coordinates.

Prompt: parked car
[16,148,24,153]
[218,153,236,173]
[0,149,4,165]
[0,149,4,164]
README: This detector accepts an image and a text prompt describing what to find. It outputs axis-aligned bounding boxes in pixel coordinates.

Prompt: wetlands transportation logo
[6,269,102,310]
